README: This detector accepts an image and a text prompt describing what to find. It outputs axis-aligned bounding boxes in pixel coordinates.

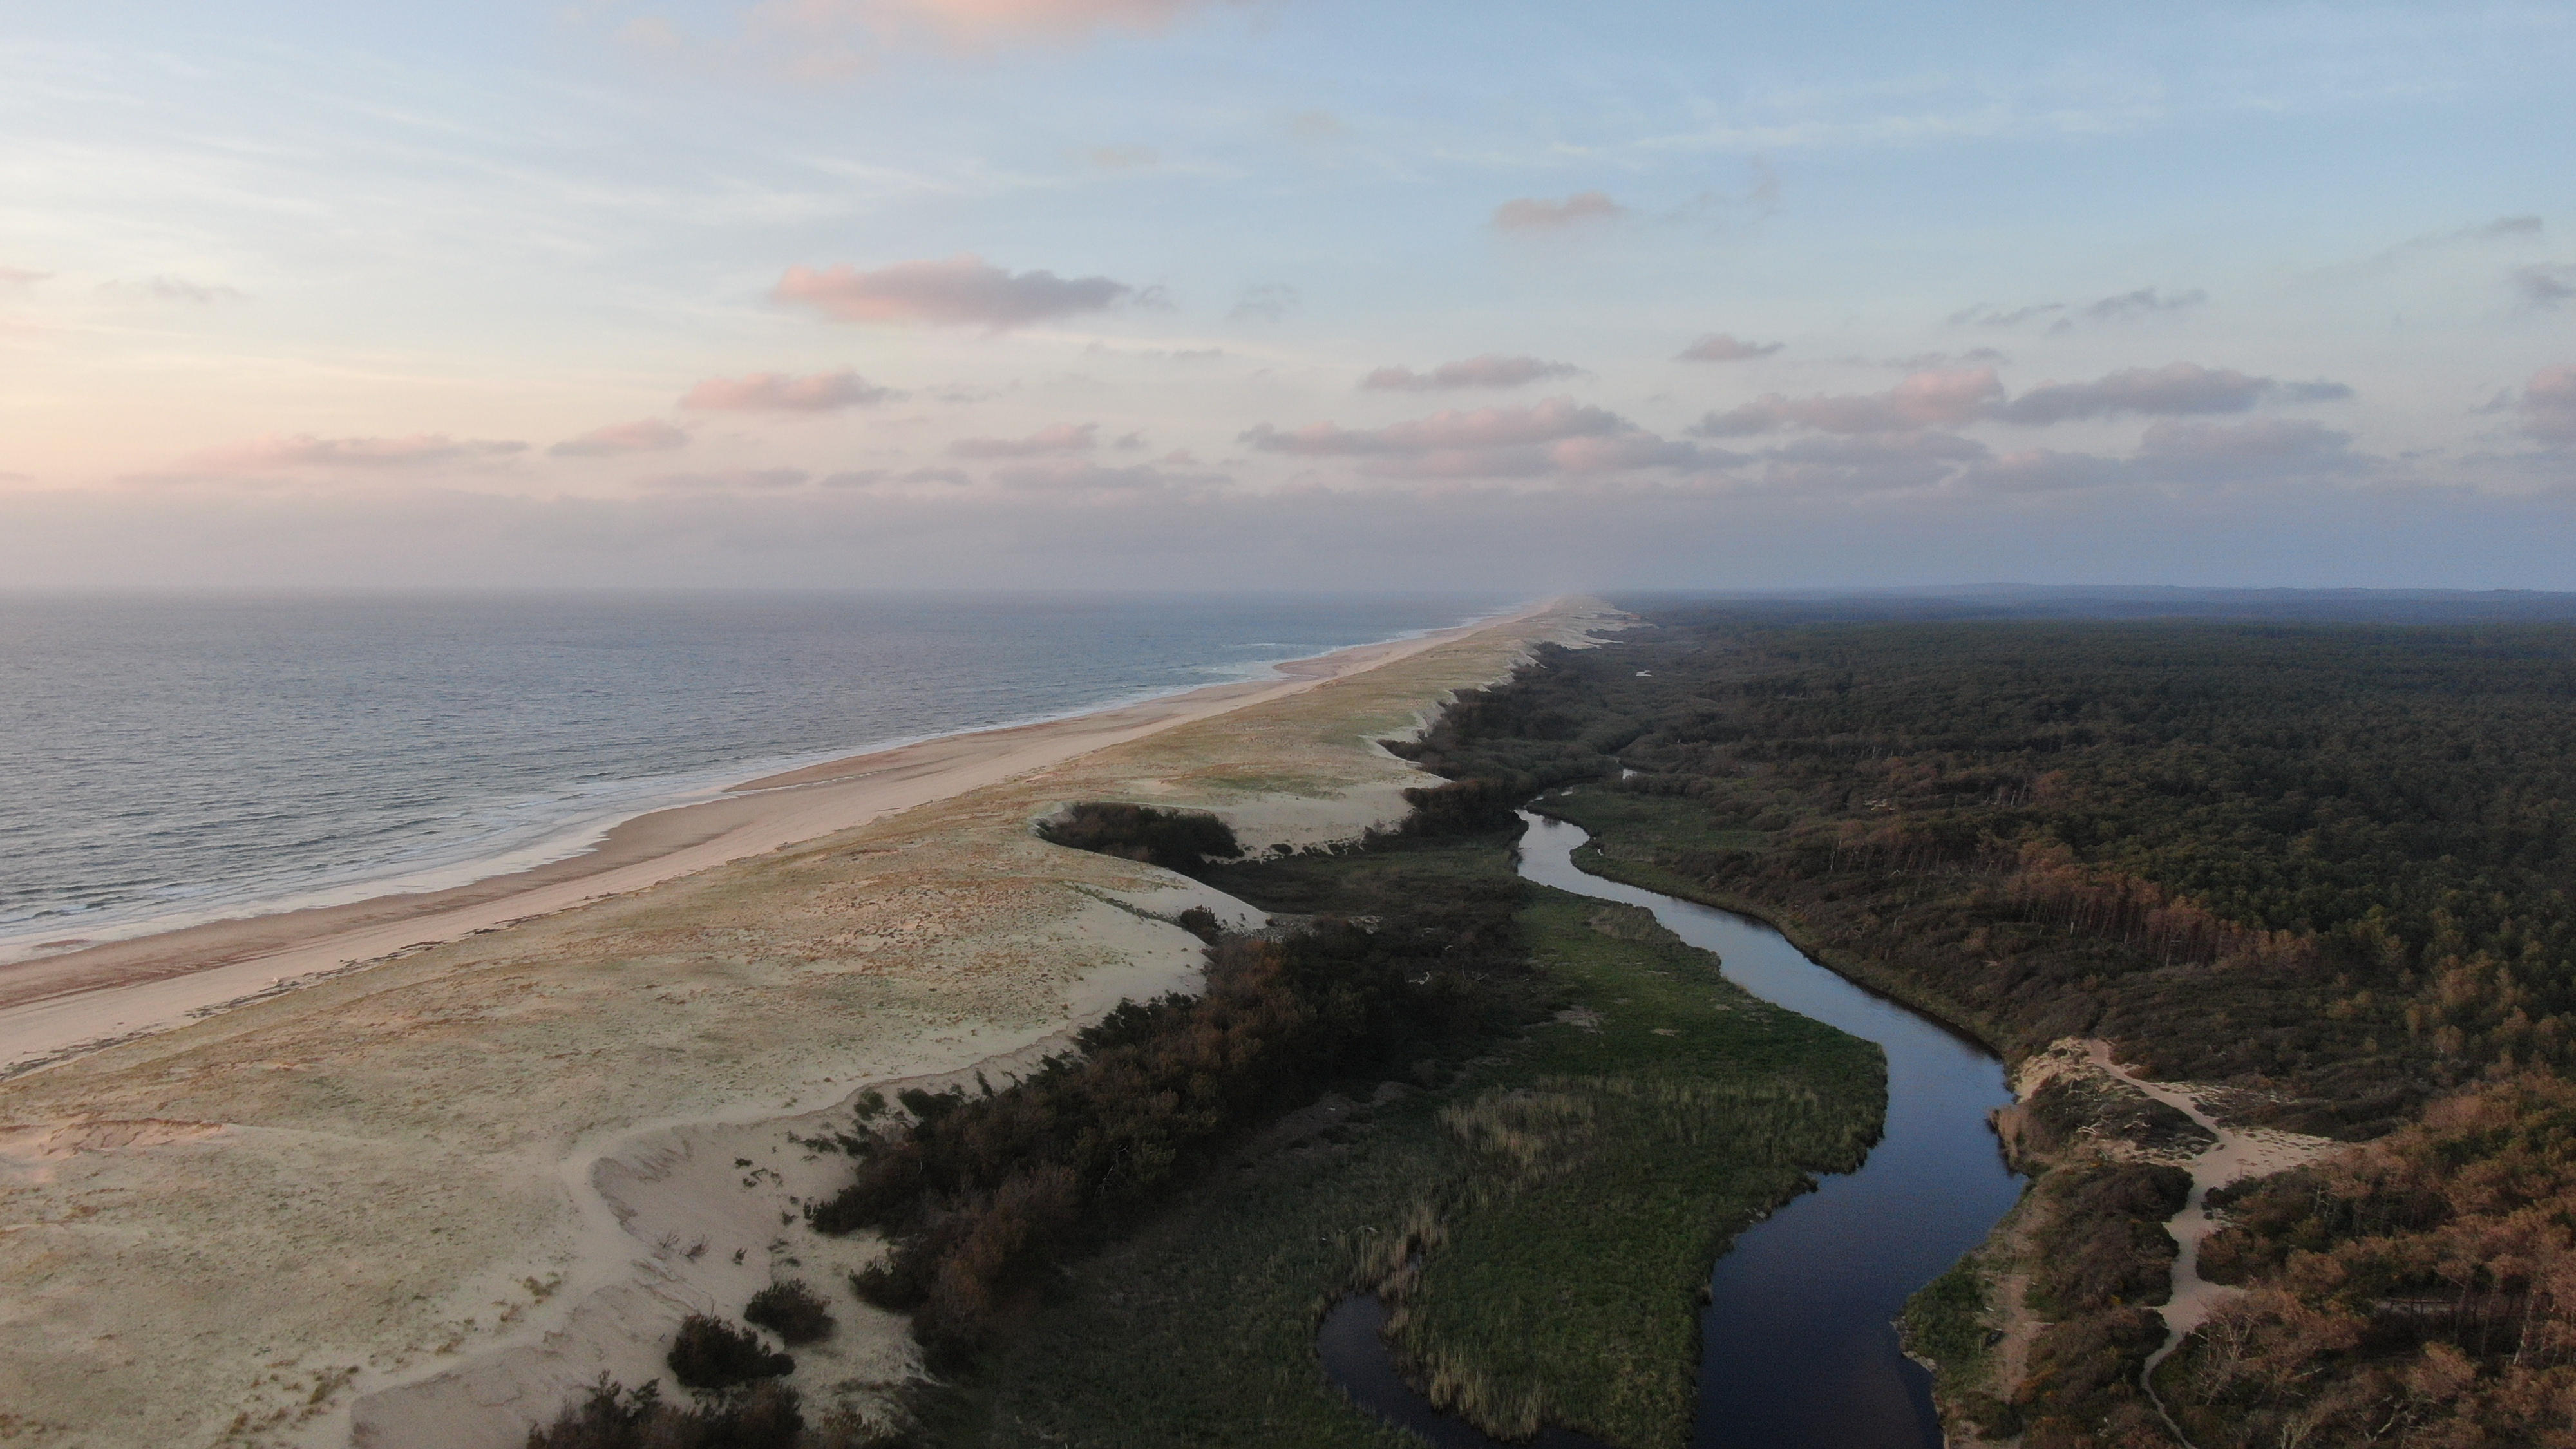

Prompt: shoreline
[0,600,1553,1080]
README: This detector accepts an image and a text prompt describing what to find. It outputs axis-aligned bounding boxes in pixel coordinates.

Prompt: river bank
[0,597,1618,1448]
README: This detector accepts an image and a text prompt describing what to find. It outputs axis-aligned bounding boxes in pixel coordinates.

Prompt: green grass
[936,838,1885,1449]
[1382,893,1883,1446]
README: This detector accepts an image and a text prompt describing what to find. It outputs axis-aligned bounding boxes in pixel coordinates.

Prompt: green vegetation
[1389,601,2576,1446]
[927,829,1882,1448]
[811,830,1526,1366]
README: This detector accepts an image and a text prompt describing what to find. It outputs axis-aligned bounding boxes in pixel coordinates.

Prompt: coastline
[0,593,1620,1449]
[0,603,1544,1081]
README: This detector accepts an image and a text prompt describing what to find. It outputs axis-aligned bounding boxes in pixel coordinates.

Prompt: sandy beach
[0,604,1551,1083]
[0,594,1620,1449]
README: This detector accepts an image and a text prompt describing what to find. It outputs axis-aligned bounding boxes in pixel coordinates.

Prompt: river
[1320,810,2024,1448]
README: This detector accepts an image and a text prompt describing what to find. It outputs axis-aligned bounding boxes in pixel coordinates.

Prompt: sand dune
[0,596,1620,1448]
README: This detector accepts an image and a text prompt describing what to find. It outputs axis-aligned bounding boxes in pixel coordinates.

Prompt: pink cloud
[0,266,48,289]
[772,254,1132,329]
[790,0,1223,45]
[1360,355,1582,391]
[550,419,690,457]
[1490,191,1626,232]
[1694,368,2005,436]
[2519,365,2576,444]
[185,433,528,473]
[1677,334,1783,363]
[948,422,1099,457]
[679,369,895,412]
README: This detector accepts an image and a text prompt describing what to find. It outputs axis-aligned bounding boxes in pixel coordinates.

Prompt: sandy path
[2081,1042,2340,1439]
[0,603,1548,1081]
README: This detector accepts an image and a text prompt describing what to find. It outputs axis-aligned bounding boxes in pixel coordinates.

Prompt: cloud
[773,254,1132,329]
[1361,355,1583,391]
[820,466,972,488]
[0,266,47,289]
[1678,334,1783,363]
[850,0,1225,44]
[2062,287,2208,330]
[1084,145,1159,169]
[143,276,247,304]
[1947,301,2064,328]
[1693,368,2005,436]
[948,422,1099,457]
[1230,283,1298,322]
[680,369,896,412]
[1950,287,2206,332]
[1992,363,2340,425]
[2522,366,2576,445]
[645,468,814,491]
[1241,396,1728,479]
[551,419,690,458]
[1751,431,1991,495]
[987,459,1225,492]
[1490,191,1626,232]
[1886,348,2009,370]
[1285,109,1344,140]
[2513,265,2576,310]
[2132,418,2363,478]
[184,434,528,473]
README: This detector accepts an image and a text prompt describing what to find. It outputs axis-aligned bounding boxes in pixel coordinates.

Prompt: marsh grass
[936,850,1884,1449]
[1372,895,1884,1446]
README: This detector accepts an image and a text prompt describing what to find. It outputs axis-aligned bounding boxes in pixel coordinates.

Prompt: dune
[0,596,1619,1448]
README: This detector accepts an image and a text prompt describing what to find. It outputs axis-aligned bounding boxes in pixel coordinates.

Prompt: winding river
[1320,811,2025,1448]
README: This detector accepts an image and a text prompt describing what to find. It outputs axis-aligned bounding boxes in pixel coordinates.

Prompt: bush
[667,1314,793,1393]
[526,1376,804,1448]
[744,1280,835,1345]
[1037,802,1241,871]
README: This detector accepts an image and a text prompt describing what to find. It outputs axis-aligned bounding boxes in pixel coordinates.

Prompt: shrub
[525,1376,804,1448]
[744,1280,835,1345]
[1037,802,1241,871]
[667,1314,793,1394]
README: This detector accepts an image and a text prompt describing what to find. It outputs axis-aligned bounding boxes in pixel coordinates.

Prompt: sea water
[0,591,1514,964]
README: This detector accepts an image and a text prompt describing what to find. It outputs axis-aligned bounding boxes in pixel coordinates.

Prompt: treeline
[1416,614,2576,1131]
[1401,606,2576,1442]
[810,812,1535,1363]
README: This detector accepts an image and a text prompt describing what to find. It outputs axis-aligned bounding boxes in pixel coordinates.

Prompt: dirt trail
[2081,1041,2340,1438]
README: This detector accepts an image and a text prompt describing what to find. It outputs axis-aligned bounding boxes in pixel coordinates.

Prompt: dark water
[0,590,1510,962]
[1320,811,2023,1448]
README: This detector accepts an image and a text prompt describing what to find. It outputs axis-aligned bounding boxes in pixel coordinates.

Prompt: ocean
[0,591,1517,965]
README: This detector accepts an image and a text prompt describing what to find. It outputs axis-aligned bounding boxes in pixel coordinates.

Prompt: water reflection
[1320,811,2025,1448]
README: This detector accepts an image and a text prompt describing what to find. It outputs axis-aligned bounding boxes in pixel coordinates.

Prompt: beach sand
[1,602,1554,1082]
[0,595,1620,1449]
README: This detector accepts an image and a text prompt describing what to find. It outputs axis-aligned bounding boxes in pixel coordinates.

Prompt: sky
[1,1,2571,591]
